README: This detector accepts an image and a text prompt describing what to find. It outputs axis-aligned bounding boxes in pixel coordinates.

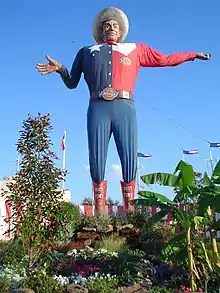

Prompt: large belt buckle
[100,87,118,101]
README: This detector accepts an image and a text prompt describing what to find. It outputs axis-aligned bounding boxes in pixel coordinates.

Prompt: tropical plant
[130,160,220,291]
[196,161,220,267]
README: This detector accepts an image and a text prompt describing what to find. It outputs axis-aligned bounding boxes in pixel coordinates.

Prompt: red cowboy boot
[120,180,136,212]
[93,181,107,216]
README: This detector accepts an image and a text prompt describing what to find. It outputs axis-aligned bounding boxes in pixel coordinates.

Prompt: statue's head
[102,19,121,43]
[93,7,129,44]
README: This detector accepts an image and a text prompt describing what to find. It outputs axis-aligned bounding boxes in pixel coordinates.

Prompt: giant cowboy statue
[36,7,211,215]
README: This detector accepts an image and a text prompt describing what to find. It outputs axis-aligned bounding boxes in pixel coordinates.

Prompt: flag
[137,152,152,158]
[210,142,220,148]
[183,149,199,155]
[61,133,66,151]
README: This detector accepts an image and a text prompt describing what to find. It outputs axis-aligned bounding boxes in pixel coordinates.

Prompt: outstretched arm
[57,48,83,89]
[138,43,211,67]
[36,48,83,89]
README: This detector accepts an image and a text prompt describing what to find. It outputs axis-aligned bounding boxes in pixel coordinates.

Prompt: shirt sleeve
[57,48,83,89]
[138,43,197,67]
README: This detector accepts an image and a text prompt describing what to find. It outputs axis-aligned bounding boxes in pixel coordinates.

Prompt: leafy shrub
[58,201,81,240]
[21,270,67,293]
[114,247,145,285]
[0,262,27,290]
[142,221,175,242]
[2,239,25,266]
[94,234,127,253]
[84,273,119,293]
[79,215,112,229]
[0,276,12,293]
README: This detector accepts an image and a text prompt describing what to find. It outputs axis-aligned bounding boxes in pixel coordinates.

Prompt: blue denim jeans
[87,98,138,183]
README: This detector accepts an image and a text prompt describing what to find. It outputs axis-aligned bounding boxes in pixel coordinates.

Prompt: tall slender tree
[3,113,67,271]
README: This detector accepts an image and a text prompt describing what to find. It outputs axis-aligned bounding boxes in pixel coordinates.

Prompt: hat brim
[93,7,129,44]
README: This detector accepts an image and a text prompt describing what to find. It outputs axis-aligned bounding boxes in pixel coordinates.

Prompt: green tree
[3,113,69,272]
[82,197,93,205]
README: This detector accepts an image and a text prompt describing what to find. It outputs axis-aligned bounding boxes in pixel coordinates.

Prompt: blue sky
[1,1,219,204]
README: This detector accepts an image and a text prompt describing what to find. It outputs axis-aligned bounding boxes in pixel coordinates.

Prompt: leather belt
[90,87,134,101]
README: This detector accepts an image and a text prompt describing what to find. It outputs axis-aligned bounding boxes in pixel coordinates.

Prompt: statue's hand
[36,55,62,75]
[196,52,211,60]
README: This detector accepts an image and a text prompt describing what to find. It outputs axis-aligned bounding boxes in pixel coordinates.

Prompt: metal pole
[137,157,141,197]
[62,130,66,190]
[209,150,214,172]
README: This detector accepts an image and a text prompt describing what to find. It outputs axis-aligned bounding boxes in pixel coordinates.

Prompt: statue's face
[102,20,121,42]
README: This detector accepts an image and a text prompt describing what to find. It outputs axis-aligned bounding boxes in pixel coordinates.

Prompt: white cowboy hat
[93,7,129,44]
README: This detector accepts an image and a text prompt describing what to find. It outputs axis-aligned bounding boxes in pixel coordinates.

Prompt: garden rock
[82,227,96,232]
[77,231,99,240]
[116,224,133,231]
[119,284,145,293]
[56,239,91,252]
[96,224,114,233]
[67,284,88,293]
[12,289,35,293]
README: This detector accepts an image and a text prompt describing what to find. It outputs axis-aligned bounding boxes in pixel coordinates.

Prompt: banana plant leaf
[213,186,220,194]
[130,198,158,206]
[174,160,195,187]
[170,246,188,266]
[203,172,211,186]
[173,185,196,202]
[193,216,207,229]
[197,193,220,214]
[174,209,192,228]
[137,190,177,206]
[130,198,168,210]
[140,172,182,188]
[160,232,186,262]
[211,160,220,183]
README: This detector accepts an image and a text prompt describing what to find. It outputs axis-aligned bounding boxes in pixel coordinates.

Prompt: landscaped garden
[0,113,220,292]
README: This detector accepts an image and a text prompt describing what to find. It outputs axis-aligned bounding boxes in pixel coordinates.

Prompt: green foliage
[148,287,175,293]
[141,222,176,255]
[0,276,12,293]
[113,247,145,285]
[1,239,25,266]
[84,274,119,293]
[0,241,11,265]
[0,262,27,290]
[143,221,175,243]
[141,172,181,188]
[58,201,81,240]
[111,209,150,228]
[81,197,93,205]
[106,197,120,206]
[94,234,127,253]
[1,113,71,272]
[21,270,66,293]
[79,215,112,228]
[131,159,220,291]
